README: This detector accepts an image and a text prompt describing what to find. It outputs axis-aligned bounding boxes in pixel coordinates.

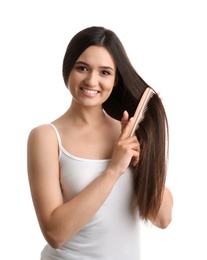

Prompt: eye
[76,66,88,72]
[100,70,110,76]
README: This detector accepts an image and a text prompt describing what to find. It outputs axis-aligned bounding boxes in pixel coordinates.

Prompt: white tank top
[41,124,141,260]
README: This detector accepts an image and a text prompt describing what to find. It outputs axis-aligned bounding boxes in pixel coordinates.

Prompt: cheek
[104,82,115,99]
[104,77,116,90]
[67,74,77,89]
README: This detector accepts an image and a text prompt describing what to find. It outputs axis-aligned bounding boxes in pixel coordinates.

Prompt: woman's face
[68,46,116,108]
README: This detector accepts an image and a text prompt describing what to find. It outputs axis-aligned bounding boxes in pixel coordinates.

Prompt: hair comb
[129,87,155,137]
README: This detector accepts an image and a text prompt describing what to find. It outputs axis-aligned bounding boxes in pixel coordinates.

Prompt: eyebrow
[75,61,114,71]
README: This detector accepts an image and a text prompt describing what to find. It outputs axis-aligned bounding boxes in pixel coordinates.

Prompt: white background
[0,0,207,259]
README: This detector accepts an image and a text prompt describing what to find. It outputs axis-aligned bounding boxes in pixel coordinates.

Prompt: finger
[121,110,129,122]
[133,138,140,152]
[132,155,139,167]
[121,116,135,138]
[157,92,163,101]
[130,147,140,166]
[121,110,129,131]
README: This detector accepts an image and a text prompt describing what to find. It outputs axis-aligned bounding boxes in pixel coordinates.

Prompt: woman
[27,26,173,260]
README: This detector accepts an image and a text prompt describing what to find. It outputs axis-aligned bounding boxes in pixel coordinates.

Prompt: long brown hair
[62,26,169,221]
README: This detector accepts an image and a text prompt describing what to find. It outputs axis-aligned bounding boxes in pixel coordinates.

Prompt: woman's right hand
[108,112,140,176]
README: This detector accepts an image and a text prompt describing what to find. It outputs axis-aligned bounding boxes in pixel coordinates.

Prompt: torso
[41,123,141,260]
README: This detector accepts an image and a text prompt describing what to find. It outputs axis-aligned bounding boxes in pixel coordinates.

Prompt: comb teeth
[129,87,155,137]
[138,106,148,123]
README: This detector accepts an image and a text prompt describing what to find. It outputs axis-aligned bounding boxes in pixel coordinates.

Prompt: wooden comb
[129,87,155,137]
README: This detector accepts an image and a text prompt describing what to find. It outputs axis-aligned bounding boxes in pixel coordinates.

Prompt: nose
[84,71,98,88]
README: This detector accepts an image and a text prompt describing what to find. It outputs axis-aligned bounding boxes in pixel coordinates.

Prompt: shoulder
[28,124,54,138]
[27,124,58,149]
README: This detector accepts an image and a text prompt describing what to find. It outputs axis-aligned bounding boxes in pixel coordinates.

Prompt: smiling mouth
[80,88,100,95]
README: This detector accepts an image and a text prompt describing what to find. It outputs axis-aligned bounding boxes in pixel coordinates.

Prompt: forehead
[77,46,116,68]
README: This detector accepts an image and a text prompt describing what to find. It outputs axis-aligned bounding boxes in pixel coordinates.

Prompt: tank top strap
[49,124,62,154]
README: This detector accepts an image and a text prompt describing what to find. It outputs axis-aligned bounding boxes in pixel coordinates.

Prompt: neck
[66,100,108,126]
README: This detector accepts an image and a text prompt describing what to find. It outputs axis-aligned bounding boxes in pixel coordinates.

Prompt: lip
[80,87,100,97]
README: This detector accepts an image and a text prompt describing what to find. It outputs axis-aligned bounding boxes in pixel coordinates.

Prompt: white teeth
[82,88,98,94]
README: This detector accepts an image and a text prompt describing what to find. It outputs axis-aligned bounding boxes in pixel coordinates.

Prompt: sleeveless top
[40,124,141,260]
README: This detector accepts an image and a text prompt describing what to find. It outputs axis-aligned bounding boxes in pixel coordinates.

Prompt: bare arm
[150,186,173,229]
[27,119,139,249]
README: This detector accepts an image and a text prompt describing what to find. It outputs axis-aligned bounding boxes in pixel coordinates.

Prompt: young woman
[27,26,173,260]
